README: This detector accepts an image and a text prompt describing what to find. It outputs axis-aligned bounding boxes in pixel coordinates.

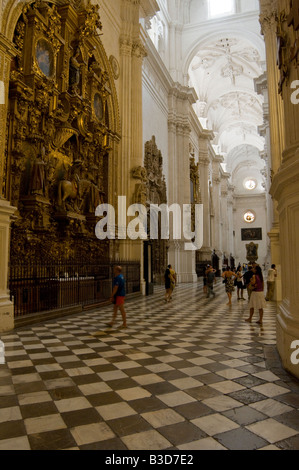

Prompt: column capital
[120,35,133,56]
[132,40,147,59]
[212,175,221,185]
[259,10,278,35]
[198,156,210,167]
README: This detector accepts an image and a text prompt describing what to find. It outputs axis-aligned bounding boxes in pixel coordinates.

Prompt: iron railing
[9,260,141,317]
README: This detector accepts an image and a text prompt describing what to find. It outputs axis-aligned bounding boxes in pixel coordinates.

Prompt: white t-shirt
[268,268,277,282]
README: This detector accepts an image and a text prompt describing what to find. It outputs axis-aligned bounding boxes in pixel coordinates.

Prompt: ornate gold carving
[145,136,167,205]
[13,19,26,52]
[277,2,299,95]
[277,10,289,94]
[190,155,201,205]
[287,0,299,31]
[5,1,116,263]
[109,55,120,80]
[79,1,103,42]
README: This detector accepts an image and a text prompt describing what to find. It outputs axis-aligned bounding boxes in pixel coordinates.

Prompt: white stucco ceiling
[188,33,265,193]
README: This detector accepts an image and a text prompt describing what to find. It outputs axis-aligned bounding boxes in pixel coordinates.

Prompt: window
[244,178,257,191]
[209,0,235,18]
[244,211,255,224]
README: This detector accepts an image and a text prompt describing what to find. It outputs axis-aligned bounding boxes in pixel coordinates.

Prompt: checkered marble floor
[1,282,299,450]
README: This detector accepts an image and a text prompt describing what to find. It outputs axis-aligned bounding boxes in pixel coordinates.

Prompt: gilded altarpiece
[144,136,168,284]
[5,1,117,264]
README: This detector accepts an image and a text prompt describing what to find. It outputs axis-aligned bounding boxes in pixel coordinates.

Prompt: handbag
[248,277,257,291]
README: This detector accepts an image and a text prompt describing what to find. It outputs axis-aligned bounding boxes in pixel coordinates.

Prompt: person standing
[222,266,237,306]
[169,265,177,300]
[108,266,127,329]
[265,264,277,301]
[206,265,216,299]
[203,267,208,295]
[236,266,245,300]
[243,265,254,301]
[245,265,266,325]
[164,265,172,302]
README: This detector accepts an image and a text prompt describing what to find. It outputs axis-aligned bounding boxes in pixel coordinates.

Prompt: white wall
[233,194,269,267]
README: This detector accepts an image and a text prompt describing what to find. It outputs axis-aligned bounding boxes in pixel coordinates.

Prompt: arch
[226,143,264,172]
[183,27,266,80]
[223,135,265,156]
[2,0,28,40]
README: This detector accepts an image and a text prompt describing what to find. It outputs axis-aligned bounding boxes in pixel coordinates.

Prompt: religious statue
[69,46,81,93]
[29,148,46,196]
[246,242,259,263]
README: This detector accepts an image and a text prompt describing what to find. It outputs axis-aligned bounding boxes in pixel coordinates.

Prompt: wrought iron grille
[9,260,141,317]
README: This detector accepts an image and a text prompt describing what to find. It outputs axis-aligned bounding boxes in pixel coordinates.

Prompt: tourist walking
[203,267,208,295]
[164,264,175,302]
[206,265,216,299]
[222,266,237,306]
[265,264,277,301]
[245,265,266,325]
[108,266,127,329]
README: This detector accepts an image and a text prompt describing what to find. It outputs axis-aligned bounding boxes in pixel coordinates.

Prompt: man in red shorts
[108,266,127,329]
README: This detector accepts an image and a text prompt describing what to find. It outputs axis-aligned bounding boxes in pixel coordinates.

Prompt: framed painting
[94,93,104,121]
[35,38,55,78]
[241,228,262,241]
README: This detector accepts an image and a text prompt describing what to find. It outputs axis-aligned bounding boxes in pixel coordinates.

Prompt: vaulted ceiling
[188,33,266,194]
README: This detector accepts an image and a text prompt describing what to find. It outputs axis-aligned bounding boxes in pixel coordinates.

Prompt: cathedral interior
[0,0,299,451]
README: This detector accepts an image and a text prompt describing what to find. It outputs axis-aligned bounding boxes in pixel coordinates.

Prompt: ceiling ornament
[219,92,260,117]
[221,58,243,84]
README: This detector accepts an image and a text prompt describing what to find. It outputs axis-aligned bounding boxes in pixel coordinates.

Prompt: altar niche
[5,1,119,265]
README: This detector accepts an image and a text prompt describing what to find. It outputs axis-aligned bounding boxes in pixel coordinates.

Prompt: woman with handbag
[245,265,266,325]
[222,267,237,306]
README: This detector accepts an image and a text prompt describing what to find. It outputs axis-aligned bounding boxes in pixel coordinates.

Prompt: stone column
[259,1,285,299]
[197,130,213,264]
[0,34,18,332]
[227,184,235,259]
[167,84,198,283]
[169,22,177,80]
[256,72,278,291]
[220,175,230,261]
[259,1,285,173]
[211,155,223,255]
[270,0,299,379]
[118,1,148,294]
